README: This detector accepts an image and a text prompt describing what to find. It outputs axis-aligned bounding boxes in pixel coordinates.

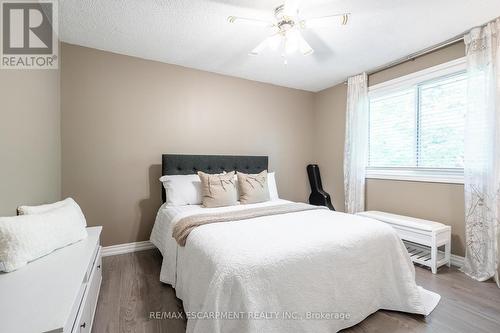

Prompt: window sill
[365,168,464,184]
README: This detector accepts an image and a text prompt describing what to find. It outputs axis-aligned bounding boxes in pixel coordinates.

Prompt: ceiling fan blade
[300,13,350,28]
[297,33,313,56]
[228,16,273,27]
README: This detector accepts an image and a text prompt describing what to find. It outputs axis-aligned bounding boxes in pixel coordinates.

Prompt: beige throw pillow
[198,171,237,208]
[237,170,270,204]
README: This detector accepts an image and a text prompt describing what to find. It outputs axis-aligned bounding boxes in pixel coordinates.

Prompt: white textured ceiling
[59,0,500,92]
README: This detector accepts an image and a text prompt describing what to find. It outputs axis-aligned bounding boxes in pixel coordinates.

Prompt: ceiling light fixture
[228,3,350,64]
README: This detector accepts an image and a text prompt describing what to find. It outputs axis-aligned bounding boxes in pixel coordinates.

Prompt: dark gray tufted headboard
[161,154,268,202]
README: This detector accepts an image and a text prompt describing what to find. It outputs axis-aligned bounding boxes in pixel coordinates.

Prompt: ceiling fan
[228,2,350,63]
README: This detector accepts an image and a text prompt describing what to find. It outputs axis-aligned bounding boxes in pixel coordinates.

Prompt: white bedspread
[150,200,440,333]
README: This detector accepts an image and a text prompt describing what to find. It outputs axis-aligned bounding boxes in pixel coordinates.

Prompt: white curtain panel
[344,73,369,214]
[463,18,500,287]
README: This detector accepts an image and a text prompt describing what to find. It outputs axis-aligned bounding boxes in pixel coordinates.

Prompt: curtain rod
[342,33,465,85]
[367,34,464,76]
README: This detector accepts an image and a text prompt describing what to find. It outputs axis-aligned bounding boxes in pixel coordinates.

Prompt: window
[367,58,467,183]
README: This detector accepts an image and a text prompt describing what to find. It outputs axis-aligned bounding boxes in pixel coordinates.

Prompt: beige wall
[313,42,466,256]
[313,83,348,212]
[0,69,61,216]
[365,180,465,255]
[61,43,315,246]
[61,41,468,254]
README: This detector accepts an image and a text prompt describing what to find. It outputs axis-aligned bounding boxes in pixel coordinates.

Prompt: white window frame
[366,57,466,184]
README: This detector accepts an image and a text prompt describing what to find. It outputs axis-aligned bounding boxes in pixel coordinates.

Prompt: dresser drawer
[72,247,102,333]
[65,241,102,333]
[84,240,100,282]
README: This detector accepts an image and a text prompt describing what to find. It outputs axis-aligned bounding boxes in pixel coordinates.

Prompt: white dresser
[0,226,102,333]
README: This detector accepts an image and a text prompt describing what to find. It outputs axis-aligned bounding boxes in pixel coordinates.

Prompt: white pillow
[17,199,67,215]
[267,172,279,200]
[0,203,88,272]
[17,198,87,226]
[160,171,279,206]
[160,174,203,206]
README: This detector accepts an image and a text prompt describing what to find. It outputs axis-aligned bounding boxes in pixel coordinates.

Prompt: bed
[150,154,440,333]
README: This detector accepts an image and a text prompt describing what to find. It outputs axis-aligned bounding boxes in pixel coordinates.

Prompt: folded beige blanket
[172,203,326,246]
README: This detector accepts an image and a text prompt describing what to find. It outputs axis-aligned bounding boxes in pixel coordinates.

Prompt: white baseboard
[451,254,464,268]
[102,240,155,257]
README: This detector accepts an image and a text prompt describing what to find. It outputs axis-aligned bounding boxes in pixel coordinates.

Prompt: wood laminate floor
[92,249,500,333]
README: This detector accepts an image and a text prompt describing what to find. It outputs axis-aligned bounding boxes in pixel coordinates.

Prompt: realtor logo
[1,0,58,69]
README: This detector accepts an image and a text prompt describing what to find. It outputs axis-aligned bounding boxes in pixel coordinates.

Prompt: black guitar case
[307,164,335,211]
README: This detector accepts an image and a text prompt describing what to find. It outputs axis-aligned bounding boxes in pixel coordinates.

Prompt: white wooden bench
[357,211,451,274]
